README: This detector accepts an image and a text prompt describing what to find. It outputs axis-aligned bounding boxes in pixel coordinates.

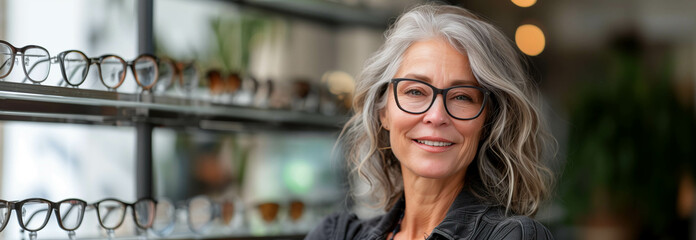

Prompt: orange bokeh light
[515,24,545,56]
[511,0,537,8]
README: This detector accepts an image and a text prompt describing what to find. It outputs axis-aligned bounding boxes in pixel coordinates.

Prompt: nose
[422,94,451,126]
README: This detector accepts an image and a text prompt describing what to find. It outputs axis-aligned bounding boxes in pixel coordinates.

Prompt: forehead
[395,38,477,86]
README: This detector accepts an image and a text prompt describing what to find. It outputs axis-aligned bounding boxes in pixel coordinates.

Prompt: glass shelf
[0,81,348,131]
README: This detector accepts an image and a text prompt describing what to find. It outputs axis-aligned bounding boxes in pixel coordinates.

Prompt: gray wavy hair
[340,3,554,216]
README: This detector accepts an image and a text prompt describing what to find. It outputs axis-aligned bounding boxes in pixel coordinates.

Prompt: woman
[307,4,554,240]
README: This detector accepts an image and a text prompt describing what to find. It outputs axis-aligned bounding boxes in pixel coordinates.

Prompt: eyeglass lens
[0,201,11,231]
[133,199,156,228]
[22,47,50,82]
[257,202,280,223]
[20,200,51,231]
[220,200,235,225]
[181,63,198,91]
[289,201,304,222]
[0,43,12,78]
[97,200,126,229]
[394,79,485,119]
[99,56,126,89]
[133,56,157,89]
[188,196,213,232]
[152,198,175,235]
[61,51,89,86]
[155,60,176,92]
[57,200,85,231]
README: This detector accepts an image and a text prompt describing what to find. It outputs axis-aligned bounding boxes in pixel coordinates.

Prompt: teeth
[417,140,453,147]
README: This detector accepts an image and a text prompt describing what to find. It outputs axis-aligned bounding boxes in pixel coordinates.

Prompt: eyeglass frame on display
[255,200,306,224]
[0,40,51,84]
[52,50,160,91]
[0,198,87,233]
[156,57,199,94]
[152,195,235,237]
[90,197,158,232]
[205,69,242,96]
[0,40,161,91]
[390,78,491,120]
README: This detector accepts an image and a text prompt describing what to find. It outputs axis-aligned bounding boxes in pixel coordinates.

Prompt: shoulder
[305,211,382,240]
[487,214,554,240]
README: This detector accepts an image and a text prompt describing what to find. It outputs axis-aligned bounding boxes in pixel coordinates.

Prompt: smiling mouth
[415,139,454,147]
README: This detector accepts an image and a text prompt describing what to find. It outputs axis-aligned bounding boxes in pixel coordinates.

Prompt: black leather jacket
[305,188,553,240]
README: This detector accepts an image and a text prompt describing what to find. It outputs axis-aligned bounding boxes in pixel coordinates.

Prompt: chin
[410,160,462,179]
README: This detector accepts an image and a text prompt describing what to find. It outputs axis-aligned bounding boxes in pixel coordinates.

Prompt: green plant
[209,13,273,74]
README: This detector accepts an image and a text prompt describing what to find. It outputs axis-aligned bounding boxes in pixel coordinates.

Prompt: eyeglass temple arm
[22,208,49,228]
[1,58,11,71]
[60,203,79,219]
[100,206,122,223]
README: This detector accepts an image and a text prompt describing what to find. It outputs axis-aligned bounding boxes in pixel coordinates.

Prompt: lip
[412,136,455,153]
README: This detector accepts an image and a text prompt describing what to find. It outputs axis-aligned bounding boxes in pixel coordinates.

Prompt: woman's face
[380,38,487,180]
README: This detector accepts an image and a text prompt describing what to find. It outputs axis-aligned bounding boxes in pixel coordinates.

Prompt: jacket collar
[431,187,490,239]
[366,187,489,240]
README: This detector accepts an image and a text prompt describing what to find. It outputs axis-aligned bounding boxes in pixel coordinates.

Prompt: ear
[379,106,390,131]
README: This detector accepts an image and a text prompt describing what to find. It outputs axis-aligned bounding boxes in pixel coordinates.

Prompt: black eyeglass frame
[91,197,157,231]
[390,78,490,120]
[0,40,51,83]
[0,198,87,233]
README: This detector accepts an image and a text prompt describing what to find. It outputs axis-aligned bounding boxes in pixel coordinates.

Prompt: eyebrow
[403,73,479,86]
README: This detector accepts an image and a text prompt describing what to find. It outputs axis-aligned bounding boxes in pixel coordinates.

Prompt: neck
[396,168,466,240]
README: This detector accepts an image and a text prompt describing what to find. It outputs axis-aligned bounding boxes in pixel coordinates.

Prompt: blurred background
[0,0,695,239]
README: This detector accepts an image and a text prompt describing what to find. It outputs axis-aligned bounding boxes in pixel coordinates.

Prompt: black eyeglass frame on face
[90,197,157,231]
[0,198,87,233]
[0,40,51,83]
[54,50,159,90]
[390,78,491,120]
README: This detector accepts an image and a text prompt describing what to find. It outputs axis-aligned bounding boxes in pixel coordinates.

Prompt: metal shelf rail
[0,81,347,129]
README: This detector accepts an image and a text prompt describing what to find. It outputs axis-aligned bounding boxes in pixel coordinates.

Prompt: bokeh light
[511,0,537,8]
[515,24,545,56]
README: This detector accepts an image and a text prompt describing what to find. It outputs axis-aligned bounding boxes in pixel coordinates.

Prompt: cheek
[381,96,413,132]
[455,121,487,163]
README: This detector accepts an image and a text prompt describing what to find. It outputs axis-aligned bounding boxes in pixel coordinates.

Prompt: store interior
[0,0,695,239]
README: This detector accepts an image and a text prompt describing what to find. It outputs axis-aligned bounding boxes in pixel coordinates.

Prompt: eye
[405,89,425,96]
[451,94,473,102]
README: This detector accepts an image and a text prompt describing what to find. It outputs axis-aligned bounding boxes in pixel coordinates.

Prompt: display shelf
[0,81,348,131]
[227,0,394,28]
